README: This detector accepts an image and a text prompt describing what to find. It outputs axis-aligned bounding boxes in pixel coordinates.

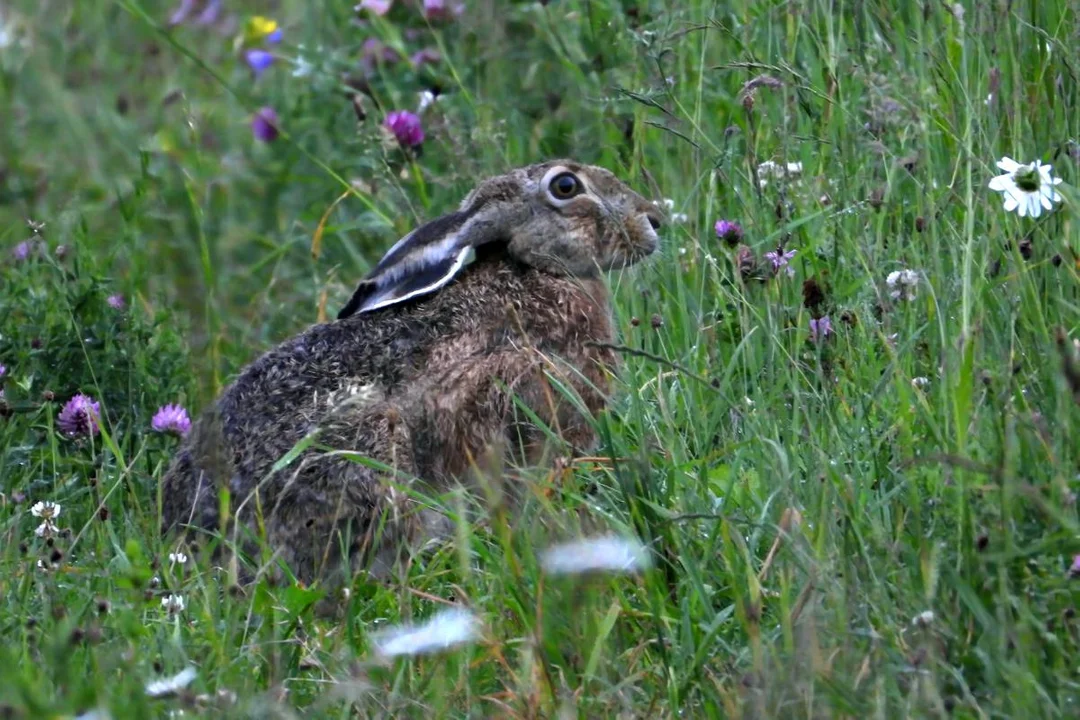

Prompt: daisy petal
[996,157,1021,173]
[1002,195,1018,212]
[988,174,1014,191]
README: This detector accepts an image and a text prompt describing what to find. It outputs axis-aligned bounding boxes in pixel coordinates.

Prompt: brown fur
[160,160,660,583]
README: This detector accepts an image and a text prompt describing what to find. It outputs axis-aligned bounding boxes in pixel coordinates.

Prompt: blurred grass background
[1,0,1079,717]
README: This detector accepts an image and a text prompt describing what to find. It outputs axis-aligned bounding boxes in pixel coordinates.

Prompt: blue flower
[245,49,275,76]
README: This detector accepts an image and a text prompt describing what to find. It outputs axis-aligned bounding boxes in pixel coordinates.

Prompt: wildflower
[292,50,314,78]
[988,157,1062,218]
[417,89,442,113]
[911,610,934,628]
[1070,555,1080,578]
[58,394,101,437]
[168,551,189,565]
[195,0,221,25]
[384,110,424,148]
[372,607,480,658]
[886,269,919,301]
[35,520,59,538]
[265,28,283,44]
[106,294,125,310]
[145,667,197,698]
[251,107,279,143]
[31,500,61,520]
[540,535,652,576]
[152,404,192,436]
[361,38,400,71]
[0,364,5,379]
[244,49,274,76]
[244,15,279,44]
[757,160,803,188]
[423,0,464,20]
[167,0,196,25]
[26,218,45,234]
[714,219,743,246]
[911,376,930,388]
[764,247,796,277]
[12,241,31,261]
[411,47,441,68]
[161,594,186,615]
[809,315,831,342]
[356,0,393,15]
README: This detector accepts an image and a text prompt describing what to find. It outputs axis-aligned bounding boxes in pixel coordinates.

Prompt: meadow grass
[1,0,1079,717]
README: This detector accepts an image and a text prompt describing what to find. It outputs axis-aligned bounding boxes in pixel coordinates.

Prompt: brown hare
[160,159,662,583]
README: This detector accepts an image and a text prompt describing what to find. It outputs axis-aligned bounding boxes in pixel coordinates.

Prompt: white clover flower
[540,535,652,576]
[372,607,481,658]
[911,377,930,388]
[988,156,1062,218]
[168,552,188,565]
[912,610,935,628]
[145,667,197,698]
[30,500,61,520]
[886,269,919,301]
[161,595,186,615]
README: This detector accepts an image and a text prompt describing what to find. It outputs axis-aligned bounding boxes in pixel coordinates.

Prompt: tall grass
[0,0,1078,716]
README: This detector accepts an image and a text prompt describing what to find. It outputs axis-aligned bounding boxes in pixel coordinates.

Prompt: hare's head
[339,160,661,318]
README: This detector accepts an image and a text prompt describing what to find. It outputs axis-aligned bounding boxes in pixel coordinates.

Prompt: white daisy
[540,535,652,576]
[30,500,61,520]
[988,156,1063,218]
[372,607,481,658]
[168,551,188,565]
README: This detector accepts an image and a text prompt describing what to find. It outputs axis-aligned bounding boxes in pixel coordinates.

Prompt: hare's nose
[646,213,662,230]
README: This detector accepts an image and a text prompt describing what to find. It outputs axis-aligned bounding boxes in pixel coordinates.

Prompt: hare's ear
[337,203,509,319]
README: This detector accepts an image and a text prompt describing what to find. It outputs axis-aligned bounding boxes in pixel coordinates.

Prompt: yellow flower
[243,15,278,44]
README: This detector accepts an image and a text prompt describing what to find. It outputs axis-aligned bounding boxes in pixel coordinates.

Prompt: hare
[160,160,662,583]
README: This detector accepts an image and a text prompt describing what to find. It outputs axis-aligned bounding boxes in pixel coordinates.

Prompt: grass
[1,0,1079,716]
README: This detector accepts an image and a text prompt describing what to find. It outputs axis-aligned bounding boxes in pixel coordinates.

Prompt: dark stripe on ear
[360,246,473,313]
[370,203,485,277]
[337,279,377,319]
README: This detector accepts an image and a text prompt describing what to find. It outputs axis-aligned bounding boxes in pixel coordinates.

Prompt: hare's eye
[549,172,583,200]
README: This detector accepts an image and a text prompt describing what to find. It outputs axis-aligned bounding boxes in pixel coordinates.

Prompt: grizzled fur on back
[160,159,661,583]
[161,255,618,580]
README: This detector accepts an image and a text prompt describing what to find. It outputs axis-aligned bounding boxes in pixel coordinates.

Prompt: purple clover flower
[385,110,424,148]
[58,394,101,438]
[764,247,796,277]
[357,0,393,15]
[252,107,280,143]
[12,241,32,262]
[411,47,441,67]
[245,49,275,76]
[714,219,743,246]
[423,0,464,20]
[152,404,192,436]
[107,294,125,310]
[1070,555,1080,578]
[809,316,832,343]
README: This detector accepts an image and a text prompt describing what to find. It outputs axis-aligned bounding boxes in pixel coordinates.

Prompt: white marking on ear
[360,245,476,313]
